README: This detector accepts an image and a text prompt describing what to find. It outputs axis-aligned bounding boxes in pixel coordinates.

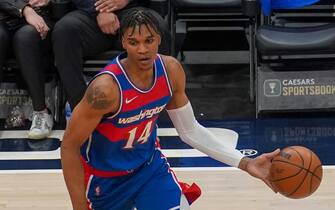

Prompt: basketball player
[61,8,280,210]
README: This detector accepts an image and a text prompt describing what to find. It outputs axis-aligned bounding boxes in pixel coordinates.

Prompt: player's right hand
[244,149,280,193]
[22,6,49,39]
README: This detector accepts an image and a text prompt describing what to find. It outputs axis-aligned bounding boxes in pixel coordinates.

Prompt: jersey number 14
[123,121,153,149]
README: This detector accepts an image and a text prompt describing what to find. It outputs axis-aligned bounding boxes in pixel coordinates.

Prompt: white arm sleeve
[167,102,245,167]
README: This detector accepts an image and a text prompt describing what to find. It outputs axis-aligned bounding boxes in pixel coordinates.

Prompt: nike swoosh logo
[125,96,138,104]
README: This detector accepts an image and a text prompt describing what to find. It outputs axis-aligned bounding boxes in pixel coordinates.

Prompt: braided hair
[119,8,162,39]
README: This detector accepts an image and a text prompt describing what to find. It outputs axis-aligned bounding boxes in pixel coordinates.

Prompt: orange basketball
[270,146,323,199]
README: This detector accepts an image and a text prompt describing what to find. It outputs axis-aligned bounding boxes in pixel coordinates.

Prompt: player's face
[122,24,161,71]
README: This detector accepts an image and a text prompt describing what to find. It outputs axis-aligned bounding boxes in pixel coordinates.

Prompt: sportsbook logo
[264,79,281,97]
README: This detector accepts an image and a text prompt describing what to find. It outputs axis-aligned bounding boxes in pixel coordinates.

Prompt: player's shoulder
[159,55,186,91]
[88,73,119,98]
[160,55,181,69]
[160,55,184,74]
[91,73,117,87]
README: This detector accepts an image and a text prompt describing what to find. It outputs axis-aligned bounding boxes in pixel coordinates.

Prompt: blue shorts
[85,149,182,210]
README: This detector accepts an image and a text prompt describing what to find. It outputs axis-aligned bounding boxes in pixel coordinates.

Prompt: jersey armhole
[94,72,123,120]
[157,54,173,97]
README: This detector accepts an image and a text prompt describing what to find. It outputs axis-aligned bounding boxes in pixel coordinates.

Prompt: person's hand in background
[29,0,50,7]
[96,12,120,34]
[95,0,129,13]
[23,6,50,39]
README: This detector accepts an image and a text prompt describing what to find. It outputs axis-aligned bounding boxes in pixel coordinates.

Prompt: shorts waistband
[80,151,157,178]
[81,157,137,178]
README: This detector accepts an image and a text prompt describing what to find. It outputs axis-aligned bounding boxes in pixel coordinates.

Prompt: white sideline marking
[0,127,238,146]
[0,166,334,174]
[0,128,238,160]
[0,148,208,160]
[0,130,64,139]
[162,149,207,157]
[157,127,239,149]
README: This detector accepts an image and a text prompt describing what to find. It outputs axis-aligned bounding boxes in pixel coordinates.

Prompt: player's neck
[121,58,154,90]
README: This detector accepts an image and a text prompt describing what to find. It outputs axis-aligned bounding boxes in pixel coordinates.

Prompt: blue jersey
[80,53,173,177]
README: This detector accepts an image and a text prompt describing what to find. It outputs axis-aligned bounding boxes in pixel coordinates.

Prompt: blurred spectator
[52,0,170,110]
[0,0,54,139]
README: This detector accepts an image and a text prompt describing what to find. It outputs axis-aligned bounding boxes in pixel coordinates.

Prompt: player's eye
[146,38,154,44]
[129,40,137,46]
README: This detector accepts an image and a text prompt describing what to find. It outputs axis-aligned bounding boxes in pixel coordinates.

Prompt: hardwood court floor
[0,168,333,210]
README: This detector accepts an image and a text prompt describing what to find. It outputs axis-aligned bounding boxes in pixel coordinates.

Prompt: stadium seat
[170,0,258,102]
[170,0,243,56]
[253,0,335,117]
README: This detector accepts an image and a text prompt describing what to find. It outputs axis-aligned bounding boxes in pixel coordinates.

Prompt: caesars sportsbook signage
[257,67,335,113]
[0,80,56,119]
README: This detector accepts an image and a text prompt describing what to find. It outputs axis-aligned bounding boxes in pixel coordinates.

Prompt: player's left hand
[245,149,280,192]
[95,0,129,13]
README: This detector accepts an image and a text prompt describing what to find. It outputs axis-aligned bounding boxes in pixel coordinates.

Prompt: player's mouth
[138,57,152,65]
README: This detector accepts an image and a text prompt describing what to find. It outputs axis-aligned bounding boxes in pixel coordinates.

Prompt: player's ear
[121,36,126,49]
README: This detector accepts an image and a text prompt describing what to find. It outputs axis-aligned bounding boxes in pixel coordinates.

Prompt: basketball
[270,146,323,199]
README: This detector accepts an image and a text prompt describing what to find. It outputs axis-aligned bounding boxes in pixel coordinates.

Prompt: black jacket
[0,0,28,20]
[0,0,51,30]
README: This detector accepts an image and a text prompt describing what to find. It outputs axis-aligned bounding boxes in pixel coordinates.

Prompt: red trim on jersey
[96,116,158,143]
[81,156,133,178]
[104,63,122,75]
[87,202,93,210]
[122,76,171,111]
[87,200,93,210]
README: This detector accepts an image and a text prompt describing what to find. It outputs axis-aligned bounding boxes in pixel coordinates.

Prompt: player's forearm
[180,122,244,167]
[61,143,87,210]
[167,102,244,167]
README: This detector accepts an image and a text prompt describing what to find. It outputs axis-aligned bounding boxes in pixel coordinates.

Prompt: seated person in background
[52,0,170,111]
[0,0,54,139]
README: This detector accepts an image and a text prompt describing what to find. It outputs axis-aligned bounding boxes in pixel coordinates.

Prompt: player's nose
[137,43,149,54]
